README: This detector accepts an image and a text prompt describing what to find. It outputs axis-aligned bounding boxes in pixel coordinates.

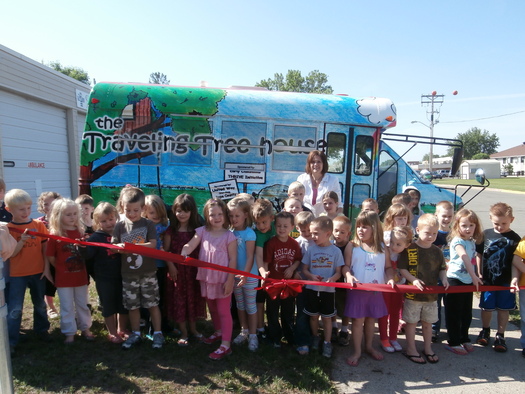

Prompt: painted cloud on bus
[357,97,397,125]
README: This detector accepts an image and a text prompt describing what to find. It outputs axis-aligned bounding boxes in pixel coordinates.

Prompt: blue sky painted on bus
[2,0,525,162]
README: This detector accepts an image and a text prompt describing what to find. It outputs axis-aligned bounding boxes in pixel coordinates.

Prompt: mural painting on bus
[80,83,397,211]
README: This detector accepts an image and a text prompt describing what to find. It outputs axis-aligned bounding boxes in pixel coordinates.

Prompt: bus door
[325,125,377,223]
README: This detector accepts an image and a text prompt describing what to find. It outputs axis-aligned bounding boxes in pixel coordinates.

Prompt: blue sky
[2,0,525,161]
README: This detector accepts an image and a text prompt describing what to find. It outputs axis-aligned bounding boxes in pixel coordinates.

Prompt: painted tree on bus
[79,84,226,195]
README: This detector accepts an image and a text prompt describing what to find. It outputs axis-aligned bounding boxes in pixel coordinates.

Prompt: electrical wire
[440,110,525,123]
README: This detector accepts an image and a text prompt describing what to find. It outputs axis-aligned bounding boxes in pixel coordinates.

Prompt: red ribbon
[10,228,525,297]
[263,280,304,300]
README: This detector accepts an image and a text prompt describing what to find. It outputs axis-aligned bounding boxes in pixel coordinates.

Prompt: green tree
[471,152,490,160]
[255,69,333,94]
[47,61,90,85]
[504,163,514,175]
[149,72,170,85]
[446,127,499,160]
[422,153,441,162]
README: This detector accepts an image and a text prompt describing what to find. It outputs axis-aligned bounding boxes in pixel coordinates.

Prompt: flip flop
[422,352,439,363]
[444,344,468,355]
[462,342,475,353]
[402,352,426,364]
[346,357,360,367]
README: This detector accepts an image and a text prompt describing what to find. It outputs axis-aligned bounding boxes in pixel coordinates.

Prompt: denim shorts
[479,288,516,311]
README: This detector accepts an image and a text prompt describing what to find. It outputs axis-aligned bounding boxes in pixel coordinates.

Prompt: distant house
[409,156,453,172]
[490,144,525,175]
[460,159,500,180]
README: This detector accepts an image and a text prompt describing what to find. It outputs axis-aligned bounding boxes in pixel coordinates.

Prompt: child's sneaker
[297,345,309,355]
[248,335,258,351]
[233,330,248,345]
[381,340,395,353]
[476,328,490,346]
[322,341,333,358]
[202,331,222,344]
[338,331,350,346]
[209,345,232,360]
[152,333,165,349]
[122,333,141,349]
[493,334,507,352]
[390,340,402,352]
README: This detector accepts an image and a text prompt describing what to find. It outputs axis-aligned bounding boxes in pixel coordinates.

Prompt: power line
[440,110,525,123]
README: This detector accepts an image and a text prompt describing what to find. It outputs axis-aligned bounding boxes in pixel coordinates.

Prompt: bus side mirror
[450,147,462,177]
[475,168,486,185]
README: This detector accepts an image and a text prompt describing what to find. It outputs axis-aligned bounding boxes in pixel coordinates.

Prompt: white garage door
[0,90,72,216]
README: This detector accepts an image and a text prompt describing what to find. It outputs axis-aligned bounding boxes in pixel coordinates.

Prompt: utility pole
[420,91,444,173]
[413,91,458,172]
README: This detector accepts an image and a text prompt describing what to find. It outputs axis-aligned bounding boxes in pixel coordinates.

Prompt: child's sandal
[82,330,95,341]
[108,334,124,344]
[444,344,468,355]
[177,337,189,347]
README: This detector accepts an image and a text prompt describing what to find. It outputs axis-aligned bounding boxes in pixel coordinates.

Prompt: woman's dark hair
[305,150,329,175]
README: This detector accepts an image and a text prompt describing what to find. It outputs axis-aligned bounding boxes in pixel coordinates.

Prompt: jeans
[7,273,50,347]
[294,291,311,347]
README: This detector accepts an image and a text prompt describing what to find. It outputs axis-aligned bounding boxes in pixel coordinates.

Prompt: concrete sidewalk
[331,298,525,393]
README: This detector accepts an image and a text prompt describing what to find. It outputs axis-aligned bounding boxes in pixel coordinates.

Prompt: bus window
[220,121,267,168]
[377,150,398,214]
[272,125,317,171]
[326,132,346,173]
[354,135,373,176]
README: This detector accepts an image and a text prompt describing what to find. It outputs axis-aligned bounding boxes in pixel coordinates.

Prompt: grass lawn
[10,286,335,394]
[433,177,525,192]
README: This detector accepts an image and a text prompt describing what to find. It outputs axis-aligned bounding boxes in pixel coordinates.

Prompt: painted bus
[79,82,461,220]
